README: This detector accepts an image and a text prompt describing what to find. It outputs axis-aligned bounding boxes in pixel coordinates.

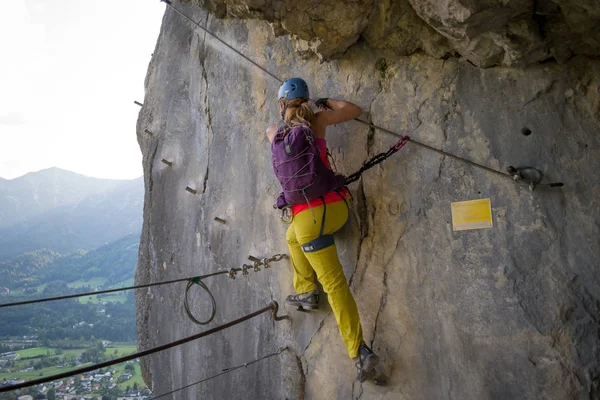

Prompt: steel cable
[0,273,224,308]
[0,254,288,309]
[162,0,519,183]
[150,347,288,399]
[0,301,288,393]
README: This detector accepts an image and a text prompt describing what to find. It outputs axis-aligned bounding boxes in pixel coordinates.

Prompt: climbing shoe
[286,290,320,312]
[353,342,380,383]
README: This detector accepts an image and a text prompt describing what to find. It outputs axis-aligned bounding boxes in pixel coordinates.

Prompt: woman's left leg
[303,243,364,358]
[292,201,363,358]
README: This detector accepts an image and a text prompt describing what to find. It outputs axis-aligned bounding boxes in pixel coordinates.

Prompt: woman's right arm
[314,99,362,127]
[266,123,277,144]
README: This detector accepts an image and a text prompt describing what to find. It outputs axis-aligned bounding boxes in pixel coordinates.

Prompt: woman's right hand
[315,98,330,110]
[314,99,362,127]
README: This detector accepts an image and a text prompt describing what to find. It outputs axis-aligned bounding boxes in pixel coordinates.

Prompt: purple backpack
[272,123,346,209]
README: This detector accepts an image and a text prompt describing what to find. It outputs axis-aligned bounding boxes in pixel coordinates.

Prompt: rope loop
[184,278,217,325]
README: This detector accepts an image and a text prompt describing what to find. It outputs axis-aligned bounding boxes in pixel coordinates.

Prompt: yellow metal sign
[451,198,493,231]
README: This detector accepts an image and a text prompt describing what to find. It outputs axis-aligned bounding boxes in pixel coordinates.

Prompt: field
[114,362,145,390]
[109,341,137,347]
[15,347,54,358]
[7,278,134,304]
[68,277,108,289]
[0,363,144,392]
[8,277,133,299]
[78,292,128,304]
[65,278,131,304]
[0,342,139,385]
[103,345,136,359]
[0,364,82,381]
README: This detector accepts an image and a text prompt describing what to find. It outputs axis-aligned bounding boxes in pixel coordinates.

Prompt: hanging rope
[0,301,288,393]
[161,1,540,185]
[150,347,288,399]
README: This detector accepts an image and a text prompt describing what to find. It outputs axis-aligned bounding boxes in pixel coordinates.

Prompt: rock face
[135,1,600,399]
[188,0,600,67]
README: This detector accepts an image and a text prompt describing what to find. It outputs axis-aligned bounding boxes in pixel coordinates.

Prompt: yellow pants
[286,200,364,358]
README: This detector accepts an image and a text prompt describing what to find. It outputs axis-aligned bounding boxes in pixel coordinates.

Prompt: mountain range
[0,233,140,290]
[0,168,143,343]
[0,168,143,260]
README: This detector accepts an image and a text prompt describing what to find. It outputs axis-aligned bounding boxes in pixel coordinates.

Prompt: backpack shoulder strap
[277,120,288,131]
[293,123,315,142]
[274,120,291,140]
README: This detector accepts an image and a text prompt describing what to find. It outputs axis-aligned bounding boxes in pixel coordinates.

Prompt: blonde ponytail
[280,98,315,127]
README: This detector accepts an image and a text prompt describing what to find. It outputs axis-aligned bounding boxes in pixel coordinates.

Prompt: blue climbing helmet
[278,78,309,100]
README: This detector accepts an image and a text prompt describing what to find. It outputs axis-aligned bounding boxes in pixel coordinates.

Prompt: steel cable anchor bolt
[248,255,261,271]
[227,268,237,279]
[241,264,251,276]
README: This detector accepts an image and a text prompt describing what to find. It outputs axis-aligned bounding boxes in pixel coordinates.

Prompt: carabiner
[392,136,410,151]
[280,206,293,224]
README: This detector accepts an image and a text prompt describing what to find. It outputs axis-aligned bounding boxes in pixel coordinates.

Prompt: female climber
[266,77,381,383]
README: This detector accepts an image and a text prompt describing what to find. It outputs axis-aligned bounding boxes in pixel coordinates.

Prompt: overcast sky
[0,0,165,180]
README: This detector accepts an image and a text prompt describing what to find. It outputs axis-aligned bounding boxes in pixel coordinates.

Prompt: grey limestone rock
[184,0,600,66]
[135,1,600,399]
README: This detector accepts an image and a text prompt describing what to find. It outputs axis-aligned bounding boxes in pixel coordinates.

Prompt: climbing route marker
[451,198,493,231]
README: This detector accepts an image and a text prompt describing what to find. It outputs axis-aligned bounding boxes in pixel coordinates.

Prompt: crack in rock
[371,270,387,347]
[303,315,328,354]
[202,166,210,194]
[147,140,159,208]
[353,379,364,400]
[291,351,307,400]
[415,98,428,128]
[350,181,369,288]
[371,233,404,346]
[522,80,557,108]
[198,12,213,195]
[437,155,446,180]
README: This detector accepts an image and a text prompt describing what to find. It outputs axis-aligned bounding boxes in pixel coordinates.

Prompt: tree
[47,388,56,400]
[124,363,135,373]
[133,382,138,391]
